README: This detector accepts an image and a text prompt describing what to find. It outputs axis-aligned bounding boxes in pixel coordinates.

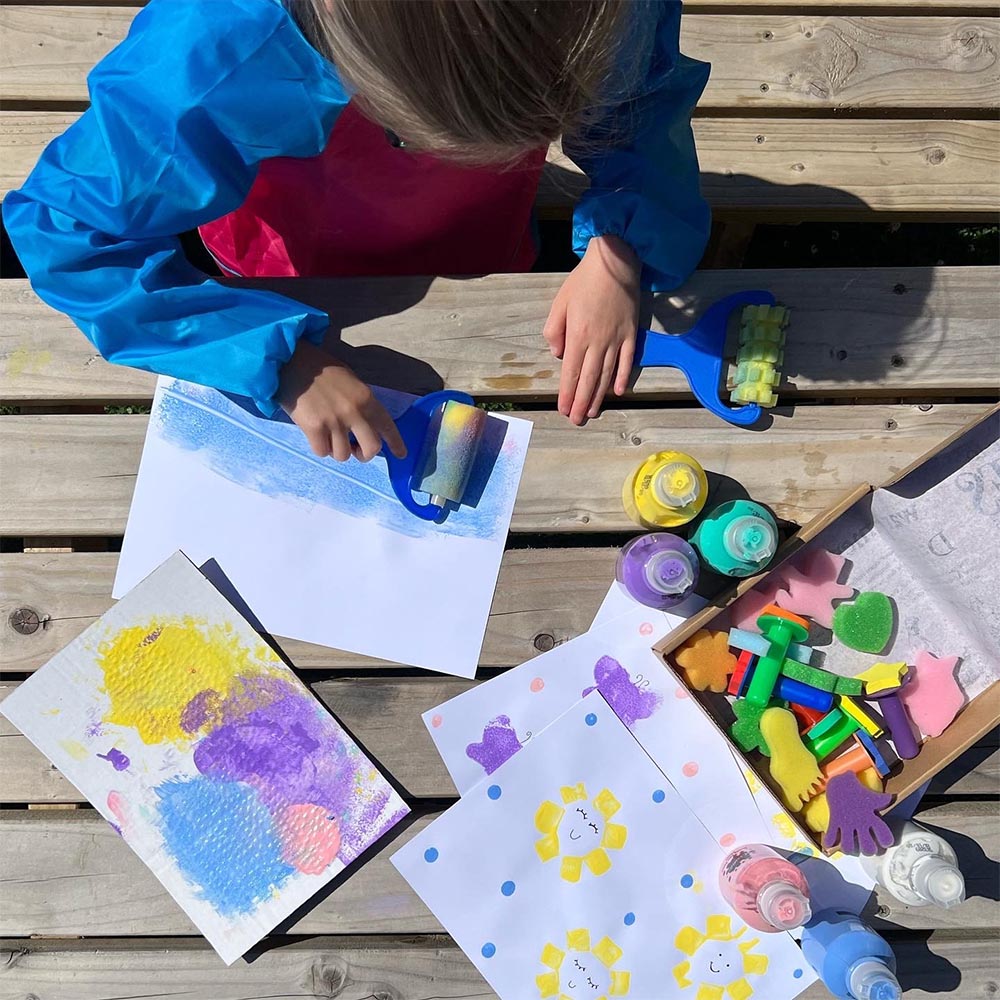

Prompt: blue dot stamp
[481,942,496,958]
[423,847,439,863]
[501,880,516,897]
[624,912,636,926]
[487,784,502,800]
[585,713,598,726]
[652,789,666,803]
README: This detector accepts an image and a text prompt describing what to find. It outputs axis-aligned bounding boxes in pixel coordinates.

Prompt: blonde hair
[291,0,629,163]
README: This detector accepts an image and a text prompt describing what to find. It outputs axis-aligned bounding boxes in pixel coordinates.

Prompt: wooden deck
[1,0,998,996]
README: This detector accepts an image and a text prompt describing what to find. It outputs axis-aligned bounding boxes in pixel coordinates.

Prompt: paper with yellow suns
[0,552,408,964]
[393,694,815,1000]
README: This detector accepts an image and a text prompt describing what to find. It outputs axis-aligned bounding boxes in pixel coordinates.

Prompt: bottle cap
[723,515,777,565]
[849,959,902,1000]
[911,856,966,909]
[653,462,702,510]
[757,880,812,931]
[644,550,697,598]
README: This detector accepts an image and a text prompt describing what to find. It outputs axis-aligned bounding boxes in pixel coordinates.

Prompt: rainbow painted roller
[635,290,788,427]
[383,390,487,521]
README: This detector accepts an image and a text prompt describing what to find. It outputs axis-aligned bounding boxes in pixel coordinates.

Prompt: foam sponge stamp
[385,391,487,520]
[857,661,909,695]
[823,771,894,855]
[672,629,737,693]
[731,699,772,756]
[832,591,895,654]
[728,578,789,632]
[800,767,883,835]
[760,707,824,810]
[776,548,854,629]
[900,649,965,738]
[781,658,838,693]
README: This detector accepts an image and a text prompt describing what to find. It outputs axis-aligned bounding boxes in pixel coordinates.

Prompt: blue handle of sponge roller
[636,289,775,427]
[383,389,475,520]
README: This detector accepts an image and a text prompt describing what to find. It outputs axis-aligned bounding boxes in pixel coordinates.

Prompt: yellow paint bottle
[622,451,708,529]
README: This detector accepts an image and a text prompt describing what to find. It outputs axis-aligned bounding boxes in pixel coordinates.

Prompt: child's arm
[551,0,711,423]
[3,0,402,461]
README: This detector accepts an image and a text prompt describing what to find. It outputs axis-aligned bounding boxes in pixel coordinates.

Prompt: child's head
[294,0,629,163]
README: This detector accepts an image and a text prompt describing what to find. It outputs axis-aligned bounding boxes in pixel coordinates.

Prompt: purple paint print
[190,674,396,864]
[582,655,662,727]
[465,715,523,775]
[96,748,131,771]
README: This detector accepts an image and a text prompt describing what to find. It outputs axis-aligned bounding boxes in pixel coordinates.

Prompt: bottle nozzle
[653,462,701,510]
[723,515,777,565]
[849,959,901,1000]
[757,880,812,931]
[912,857,966,909]
[644,550,696,597]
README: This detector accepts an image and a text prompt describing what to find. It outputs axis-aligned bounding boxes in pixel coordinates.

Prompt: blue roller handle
[382,389,475,520]
[636,289,775,427]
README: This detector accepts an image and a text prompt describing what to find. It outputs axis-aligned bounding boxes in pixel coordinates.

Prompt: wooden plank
[8,113,999,217]
[3,677,995,801]
[3,8,999,108]
[0,549,615,673]
[3,270,1000,405]
[1,931,997,1000]
[0,801,994,936]
[0,403,991,536]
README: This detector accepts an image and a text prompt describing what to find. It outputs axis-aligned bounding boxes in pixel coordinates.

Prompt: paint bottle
[615,533,699,611]
[622,451,708,529]
[691,499,778,577]
[718,843,812,933]
[801,909,901,1000]
[860,819,965,909]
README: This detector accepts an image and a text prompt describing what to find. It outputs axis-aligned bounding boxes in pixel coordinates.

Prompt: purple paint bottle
[615,533,699,611]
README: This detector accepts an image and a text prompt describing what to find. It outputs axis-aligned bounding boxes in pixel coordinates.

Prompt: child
[4,0,709,461]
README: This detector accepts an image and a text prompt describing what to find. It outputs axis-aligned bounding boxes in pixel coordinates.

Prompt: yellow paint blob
[6,347,52,377]
[59,739,90,761]
[98,617,280,745]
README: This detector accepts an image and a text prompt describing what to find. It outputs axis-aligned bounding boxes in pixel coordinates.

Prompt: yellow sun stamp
[536,927,631,999]
[534,783,628,882]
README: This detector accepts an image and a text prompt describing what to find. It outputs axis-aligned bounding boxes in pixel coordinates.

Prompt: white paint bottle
[861,819,965,909]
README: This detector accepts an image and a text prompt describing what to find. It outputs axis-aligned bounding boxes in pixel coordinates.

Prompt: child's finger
[569,348,605,425]
[330,427,353,462]
[542,297,568,359]
[586,348,618,419]
[558,339,586,417]
[614,336,636,396]
[370,406,407,459]
[351,420,383,463]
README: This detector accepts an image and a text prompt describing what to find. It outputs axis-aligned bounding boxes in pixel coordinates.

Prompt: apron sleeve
[2,0,348,414]
[562,0,711,291]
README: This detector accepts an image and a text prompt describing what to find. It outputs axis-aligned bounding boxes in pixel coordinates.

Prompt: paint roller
[383,390,487,520]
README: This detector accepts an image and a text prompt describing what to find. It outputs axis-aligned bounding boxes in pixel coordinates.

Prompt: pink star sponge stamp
[776,549,854,629]
[900,650,965,738]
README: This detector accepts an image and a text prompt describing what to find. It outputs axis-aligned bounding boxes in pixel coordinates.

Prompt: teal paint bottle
[690,499,779,577]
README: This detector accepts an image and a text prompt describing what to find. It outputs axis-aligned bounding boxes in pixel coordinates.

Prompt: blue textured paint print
[155,380,515,540]
[154,776,295,916]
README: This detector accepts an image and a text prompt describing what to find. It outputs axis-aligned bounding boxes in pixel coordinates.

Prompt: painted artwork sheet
[114,377,532,677]
[426,604,874,911]
[396,693,817,1000]
[0,552,408,964]
[590,580,707,631]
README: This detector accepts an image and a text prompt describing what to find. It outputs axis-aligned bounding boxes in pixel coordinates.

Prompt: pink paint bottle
[719,844,812,933]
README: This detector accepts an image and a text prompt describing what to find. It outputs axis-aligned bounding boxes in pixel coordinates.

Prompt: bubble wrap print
[0,552,408,963]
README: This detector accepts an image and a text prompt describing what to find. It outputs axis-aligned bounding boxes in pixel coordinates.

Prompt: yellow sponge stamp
[760,707,823,811]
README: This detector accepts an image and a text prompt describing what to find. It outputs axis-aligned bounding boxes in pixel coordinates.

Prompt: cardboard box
[654,403,1000,851]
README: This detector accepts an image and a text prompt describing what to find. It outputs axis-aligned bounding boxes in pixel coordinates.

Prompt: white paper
[591,580,707,631]
[396,693,817,1000]
[424,603,873,911]
[114,378,531,678]
[0,553,408,964]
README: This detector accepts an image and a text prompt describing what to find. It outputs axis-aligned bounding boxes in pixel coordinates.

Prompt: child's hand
[543,235,640,424]
[278,339,407,461]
